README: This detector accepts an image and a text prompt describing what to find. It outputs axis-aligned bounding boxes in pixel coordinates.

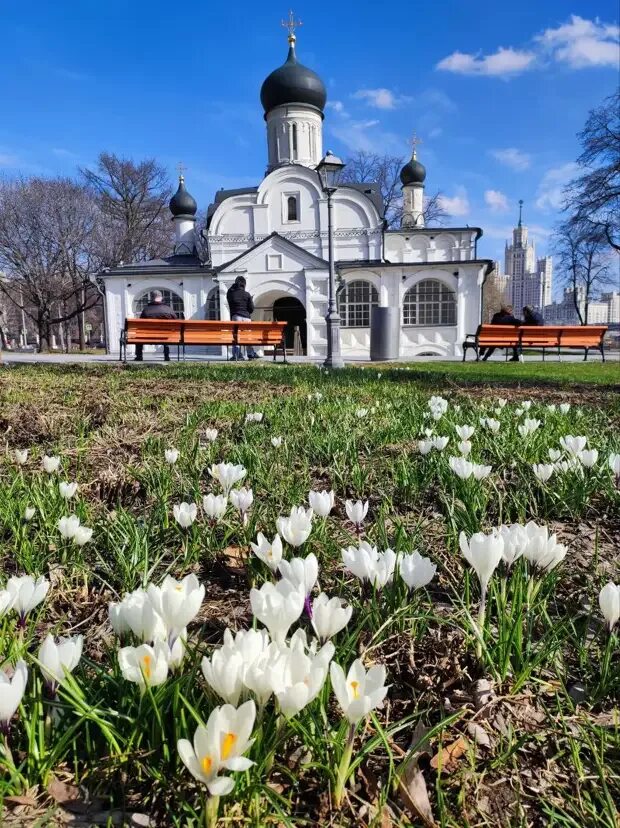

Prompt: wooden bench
[462,324,608,362]
[120,318,287,362]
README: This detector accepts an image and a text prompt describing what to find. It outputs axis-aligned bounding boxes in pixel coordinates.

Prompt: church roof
[101,253,207,278]
[206,187,259,226]
[260,40,326,115]
[169,177,197,217]
[216,231,328,272]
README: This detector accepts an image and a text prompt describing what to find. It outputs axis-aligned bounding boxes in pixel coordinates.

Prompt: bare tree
[0,177,101,351]
[564,90,620,251]
[554,220,612,324]
[340,150,447,228]
[81,153,173,267]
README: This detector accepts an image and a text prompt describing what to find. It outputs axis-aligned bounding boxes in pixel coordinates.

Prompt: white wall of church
[266,104,323,171]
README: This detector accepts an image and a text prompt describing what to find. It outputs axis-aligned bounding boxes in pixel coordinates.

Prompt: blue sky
[0,0,618,272]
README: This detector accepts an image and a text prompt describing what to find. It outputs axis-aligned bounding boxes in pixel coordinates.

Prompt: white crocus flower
[173,502,198,528]
[229,487,253,515]
[498,524,528,568]
[42,455,61,474]
[472,463,492,481]
[399,551,436,590]
[342,541,379,582]
[202,648,245,705]
[522,522,567,572]
[203,493,228,521]
[24,506,36,522]
[345,499,368,527]
[560,435,587,456]
[165,449,179,465]
[532,463,554,483]
[418,440,433,455]
[58,515,81,539]
[458,440,472,457]
[73,526,93,546]
[168,632,187,670]
[459,530,504,595]
[355,408,368,419]
[599,582,620,632]
[150,574,205,644]
[559,403,570,414]
[448,456,473,479]
[245,412,263,423]
[497,398,508,408]
[579,449,598,468]
[271,436,283,448]
[278,553,319,597]
[482,418,501,433]
[113,589,167,643]
[609,453,620,480]
[308,489,335,518]
[546,404,557,413]
[549,448,562,462]
[0,660,28,730]
[118,641,169,690]
[371,549,397,589]
[330,659,388,725]
[14,449,28,465]
[273,641,334,718]
[250,580,305,644]
[59,481,78,499]
[250,532,283,573]
[177,701,256,796]
[7,575,49,624]
[522,401,532,411]
[311,594,352,642]
[276,505,313,547]
[456,425,475,440]
[432,436,449,451]
[0,588,16,619]
[38,634,83,691]
[209,462,247,495]
[204,428,218,442]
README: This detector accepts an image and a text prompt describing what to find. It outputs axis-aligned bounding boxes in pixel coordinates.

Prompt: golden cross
[177,161,186,180]
[410,132,422,159]
[282,9,302,42]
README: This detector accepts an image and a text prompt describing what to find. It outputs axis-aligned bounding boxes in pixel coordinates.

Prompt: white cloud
[490,148,531,171]
[329,120,401,154]
[352,88,410,109]
[437,47,536,76]
[438,187,470,217]
[0,153,19,166]
[535,162,580,210]
[537,15,619,68]
[485,189,510,212]
[327,100,345,113]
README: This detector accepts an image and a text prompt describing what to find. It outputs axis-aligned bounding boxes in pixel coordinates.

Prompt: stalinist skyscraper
[504,201,552,312]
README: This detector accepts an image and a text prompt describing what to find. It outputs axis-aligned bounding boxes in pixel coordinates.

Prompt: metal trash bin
[370,306,400,361]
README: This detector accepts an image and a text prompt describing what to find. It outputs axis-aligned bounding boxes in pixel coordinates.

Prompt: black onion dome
[169,178,197,217]
[400,157,426,186]
[260,41,326,114]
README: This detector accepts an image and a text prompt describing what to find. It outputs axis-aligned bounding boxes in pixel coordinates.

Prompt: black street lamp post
[317,151,346,369]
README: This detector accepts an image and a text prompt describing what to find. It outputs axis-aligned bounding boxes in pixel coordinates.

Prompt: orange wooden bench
[463,324,607,362]
[120,319,287,362]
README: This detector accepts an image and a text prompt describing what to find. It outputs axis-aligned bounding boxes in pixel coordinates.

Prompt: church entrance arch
[273,297,306,353]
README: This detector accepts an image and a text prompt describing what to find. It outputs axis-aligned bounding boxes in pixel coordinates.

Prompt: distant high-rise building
[544,286,619,325]
[503,200,553,313]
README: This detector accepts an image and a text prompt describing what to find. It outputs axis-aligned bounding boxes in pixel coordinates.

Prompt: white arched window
[338,280,378,327]
[134,289,184,318]
[403,279,456,326]
[206,287,220,320]
[287,195,298,221]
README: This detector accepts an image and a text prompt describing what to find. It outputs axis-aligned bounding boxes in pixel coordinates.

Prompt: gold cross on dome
[282,9,302,42]
[410,132,422,159]
[177,161,186,181]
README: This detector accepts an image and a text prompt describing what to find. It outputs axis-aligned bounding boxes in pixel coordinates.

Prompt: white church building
[102,28,493,360]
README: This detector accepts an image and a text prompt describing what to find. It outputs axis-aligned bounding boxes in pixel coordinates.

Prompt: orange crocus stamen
[141,655,152,679]
[350,680,360,699]
[201,754,213,775]
[221,732,237,760]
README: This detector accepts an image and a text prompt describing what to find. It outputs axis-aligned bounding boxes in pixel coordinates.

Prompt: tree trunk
[37,313,52,352]
[0,323,7,349]
[79,289,86,350]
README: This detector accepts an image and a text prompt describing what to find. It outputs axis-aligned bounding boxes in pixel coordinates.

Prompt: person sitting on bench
[134,290,177,362]
[522,305,544,326]
[227,276,259,361]
[480,304,522,362]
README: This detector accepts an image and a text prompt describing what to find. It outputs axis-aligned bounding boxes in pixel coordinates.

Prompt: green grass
[0,363,618,827]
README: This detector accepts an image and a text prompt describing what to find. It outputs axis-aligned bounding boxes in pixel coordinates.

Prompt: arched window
[206,287,220,320]
[287,195,298,222]
[134,289,184,318]
[403,279,456,326]
[338,280,378,327]
[292,123,298,159]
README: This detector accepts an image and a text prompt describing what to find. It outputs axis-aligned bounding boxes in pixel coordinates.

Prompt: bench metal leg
[601,345,605,362]
[583,348,589,362]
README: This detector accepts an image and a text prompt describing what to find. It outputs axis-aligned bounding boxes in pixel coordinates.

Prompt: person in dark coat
[481,304,522,361]
[135,290,177,362]
[522,305,544,326]
[227,276,259,360]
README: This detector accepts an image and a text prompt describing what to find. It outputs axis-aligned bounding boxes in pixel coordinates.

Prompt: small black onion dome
[400,156,426,186]
[169,177,197,217]
[260,40,327,114]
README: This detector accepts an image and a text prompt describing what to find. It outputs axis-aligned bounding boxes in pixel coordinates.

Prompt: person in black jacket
[523,305,544,326]
[227,276,259,360]
[135,290,177,362]
[481,304,522,361]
